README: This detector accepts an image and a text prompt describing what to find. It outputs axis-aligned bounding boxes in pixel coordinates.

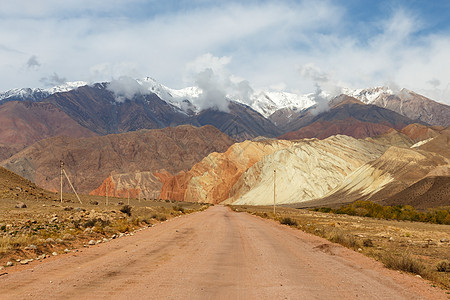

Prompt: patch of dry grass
[231,205,450,290]
[0,194,210,266]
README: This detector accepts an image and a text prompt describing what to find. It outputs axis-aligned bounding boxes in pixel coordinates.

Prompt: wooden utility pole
[127,189,130,205]
[273,169,276,215]
[60,161,64,203]
[106,181,109,206]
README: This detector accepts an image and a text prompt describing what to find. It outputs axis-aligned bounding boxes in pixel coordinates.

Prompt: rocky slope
[90,170,170,199]
[160,139,295,203]
[44,84,191,135]
[400,123,443,143]
[301,143,450,208]
[228,136,387,205]
[278,98,418,138]
[279,118,393,140]
[0,167,56,202]
[0,101,96,161]
[2,125,235,196]
[381,176,450,209]
[348,87,450,127]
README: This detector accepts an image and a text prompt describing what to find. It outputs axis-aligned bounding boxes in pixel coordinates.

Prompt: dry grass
[0,193,210,266]
[231,205,450,290]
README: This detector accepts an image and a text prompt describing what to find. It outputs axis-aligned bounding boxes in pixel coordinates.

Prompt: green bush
[312,201,450,225]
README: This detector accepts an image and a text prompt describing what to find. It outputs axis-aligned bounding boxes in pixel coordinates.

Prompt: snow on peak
[343,86,395,104]
[0,81,87,102]
[46,81,88,93]
[249,91,316,117]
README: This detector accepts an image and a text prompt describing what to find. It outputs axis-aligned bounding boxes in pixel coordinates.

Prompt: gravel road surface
[0,205,446,299]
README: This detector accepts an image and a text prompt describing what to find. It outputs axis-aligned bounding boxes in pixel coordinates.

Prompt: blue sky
[1,0,450,103]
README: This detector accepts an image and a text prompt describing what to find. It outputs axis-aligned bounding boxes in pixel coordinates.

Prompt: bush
[436,261,449,272]
[280,217,297,226]
[380,252,426,276]
[327,229,359,249]
[363,239,373,247]
[312,201,450,225]
[120,205,132,216]
[172,205,185,214]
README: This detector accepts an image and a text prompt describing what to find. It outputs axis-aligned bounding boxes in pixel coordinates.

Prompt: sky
[1,0,450,104]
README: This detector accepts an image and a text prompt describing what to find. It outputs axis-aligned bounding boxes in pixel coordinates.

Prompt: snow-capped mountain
[0,81,87,103]
[343,86,395,104]
[1,78,448,126]
[136,77,316,117]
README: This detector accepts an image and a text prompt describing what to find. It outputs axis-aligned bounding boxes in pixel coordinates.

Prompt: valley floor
[0,205,446,299]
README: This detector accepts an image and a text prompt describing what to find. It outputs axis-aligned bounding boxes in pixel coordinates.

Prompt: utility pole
[60,161,64,203]
[127,189,130,205]
[273,169,276,215]
[106,181,109,206]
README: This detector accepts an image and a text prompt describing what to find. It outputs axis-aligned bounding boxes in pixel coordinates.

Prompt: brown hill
[0,167,56,201]
[365,129,413,148]
[0,101,96,160]
[400,123,442,143]
[367,89,450,127]
[2,125,235,196]
[381,176,450,209]
[279,118,393,140]
[417,128,450,159]
[278,99,418,138]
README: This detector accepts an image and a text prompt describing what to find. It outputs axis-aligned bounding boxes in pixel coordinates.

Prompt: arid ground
[0,205,447,299]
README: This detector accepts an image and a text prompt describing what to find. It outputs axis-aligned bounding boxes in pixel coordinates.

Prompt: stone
[46,238,55,243]
[440,238,449,243]
[6,261,13,267]
[88,240,96,245]
[15,202,27,208]
[25,244,38,250]
[52,252,58,256]
[64,249,71,253]
[63,233,74,240]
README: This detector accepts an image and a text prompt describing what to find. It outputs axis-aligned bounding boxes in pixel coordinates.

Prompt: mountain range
[0,78,449,209]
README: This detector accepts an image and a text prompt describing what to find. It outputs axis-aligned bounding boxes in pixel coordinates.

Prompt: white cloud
[0,1,449,106]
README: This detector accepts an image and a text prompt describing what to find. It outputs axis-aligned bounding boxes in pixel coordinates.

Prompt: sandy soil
[0,205,446,299]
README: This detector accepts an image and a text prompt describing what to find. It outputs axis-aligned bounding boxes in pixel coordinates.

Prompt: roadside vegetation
[312,201,450,225]
[230,205,450,290]
[0,194,211,269]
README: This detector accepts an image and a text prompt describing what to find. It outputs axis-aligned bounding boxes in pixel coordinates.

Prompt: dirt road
[0,206,446,299]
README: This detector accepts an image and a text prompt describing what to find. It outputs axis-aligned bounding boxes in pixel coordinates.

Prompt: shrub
[436,261,449,272]
[327,229,359,249]
[280,217,297,226]
[380,252,426,276]
[363,239,374,247]
[312,201,450,225]
[172,205,185,214]
[120,205,132,216]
